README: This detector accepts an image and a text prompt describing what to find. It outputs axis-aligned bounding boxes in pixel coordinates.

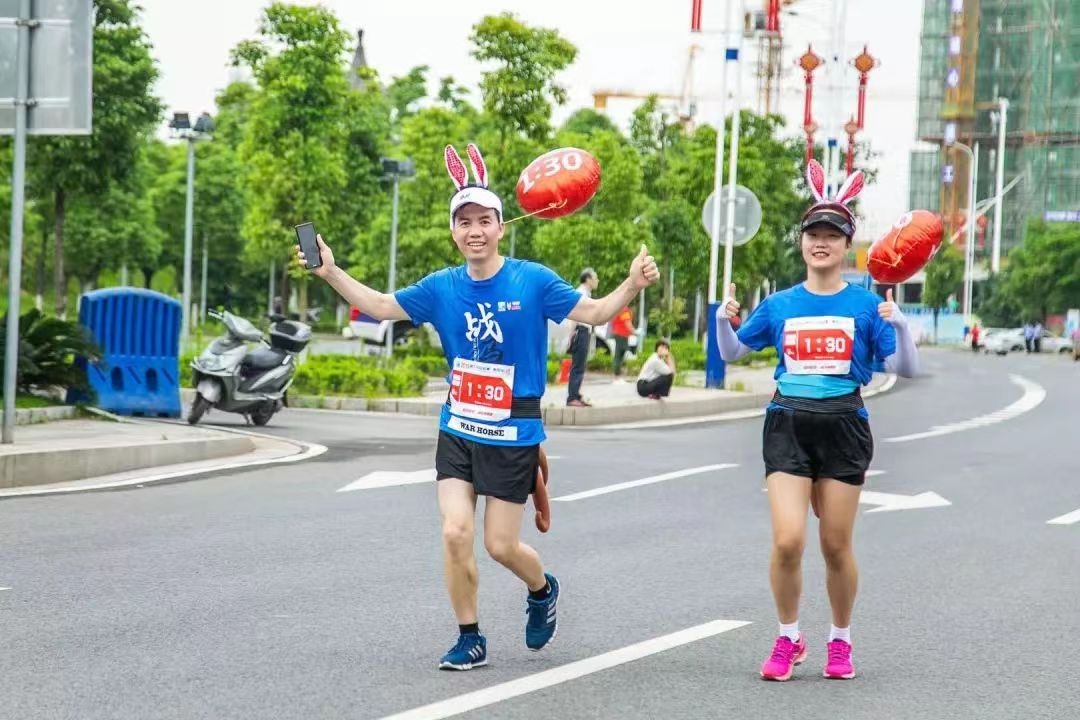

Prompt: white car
[342,311,442,350]
[983,327,1074,355]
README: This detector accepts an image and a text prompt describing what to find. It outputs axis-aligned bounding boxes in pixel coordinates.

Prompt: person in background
[610,304,634,383]
[970,323,980,352]
[1033,320,1043,353]
[566,268,599,407]
[636,340,676,399]
[1023,321,1035,353]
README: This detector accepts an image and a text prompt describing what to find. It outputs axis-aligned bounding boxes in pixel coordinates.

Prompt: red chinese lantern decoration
[515,148,601,220]
[868,210,945,284]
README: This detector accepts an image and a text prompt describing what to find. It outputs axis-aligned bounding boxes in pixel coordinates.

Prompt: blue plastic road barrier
[66,288,182,418]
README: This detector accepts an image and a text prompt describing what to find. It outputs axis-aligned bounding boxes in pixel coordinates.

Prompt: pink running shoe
[760,634,807,681]
[823,640,856,679]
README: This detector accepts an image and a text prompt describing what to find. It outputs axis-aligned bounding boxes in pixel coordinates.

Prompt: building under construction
[909,0,1080,264]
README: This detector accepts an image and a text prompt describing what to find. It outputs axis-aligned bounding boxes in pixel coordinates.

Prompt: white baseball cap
[449,186,503,229]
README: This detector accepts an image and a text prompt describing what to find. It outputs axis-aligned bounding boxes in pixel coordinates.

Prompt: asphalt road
[2,348,1077,719]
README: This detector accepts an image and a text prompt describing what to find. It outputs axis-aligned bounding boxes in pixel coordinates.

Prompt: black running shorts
[435,431,540,504]
[762,408,873,486]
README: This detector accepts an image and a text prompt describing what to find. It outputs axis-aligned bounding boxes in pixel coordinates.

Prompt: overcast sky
[140,0,923,240]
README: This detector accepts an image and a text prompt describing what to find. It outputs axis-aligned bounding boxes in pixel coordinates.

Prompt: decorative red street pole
[797,45,825,163]
[844,116,859,176]
[851,45,878,130]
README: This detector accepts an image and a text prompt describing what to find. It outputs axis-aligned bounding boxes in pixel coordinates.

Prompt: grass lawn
[3,395,61,409]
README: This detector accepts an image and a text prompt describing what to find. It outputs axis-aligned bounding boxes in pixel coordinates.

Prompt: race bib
[782,316,855,375]
[449,358,514,422]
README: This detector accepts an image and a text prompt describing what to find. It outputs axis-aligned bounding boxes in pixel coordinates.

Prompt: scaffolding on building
[910,0,1080,261]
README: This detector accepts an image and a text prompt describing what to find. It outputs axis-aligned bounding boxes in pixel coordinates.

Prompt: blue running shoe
[525,572,560,651]
[438,632,487,671]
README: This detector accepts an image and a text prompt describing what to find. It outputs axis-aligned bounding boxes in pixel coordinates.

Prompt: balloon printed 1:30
[518,150,584,193]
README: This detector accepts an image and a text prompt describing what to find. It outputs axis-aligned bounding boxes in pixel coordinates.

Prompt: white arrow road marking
[552,464,737,502]
[337,457,563,493]
[378,618,751,720]
[1047,508,1080,525]
[760,470,949,514]
[885,374,1045,443]
[859,490,951,513]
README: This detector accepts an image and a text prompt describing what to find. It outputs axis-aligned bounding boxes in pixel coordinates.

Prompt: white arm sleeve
[883,310,919,378]
[715,315,752,362]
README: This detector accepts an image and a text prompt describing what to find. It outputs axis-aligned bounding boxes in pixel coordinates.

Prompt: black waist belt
[445,394,542,419]
[771,389,863,414]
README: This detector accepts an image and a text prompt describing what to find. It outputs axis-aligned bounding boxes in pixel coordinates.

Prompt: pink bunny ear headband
[799,160,864,238]
[446,143,503,229]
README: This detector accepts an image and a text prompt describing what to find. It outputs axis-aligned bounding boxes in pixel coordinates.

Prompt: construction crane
[592,44,704,131]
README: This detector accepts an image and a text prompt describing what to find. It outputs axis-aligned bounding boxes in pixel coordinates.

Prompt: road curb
[14,405,79,425]
[179,373,898,427]
[0,434,254,491]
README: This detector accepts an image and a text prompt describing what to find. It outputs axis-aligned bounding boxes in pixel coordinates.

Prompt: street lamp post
[380,157,415,356]
[168,111,213,347]
[950,141,979,321]
[991,97,1008,274]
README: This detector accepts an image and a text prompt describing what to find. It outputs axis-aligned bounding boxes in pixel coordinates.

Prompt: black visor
[800,209,854,238]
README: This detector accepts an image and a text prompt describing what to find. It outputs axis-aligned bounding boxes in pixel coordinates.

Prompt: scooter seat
[242,347,288,373]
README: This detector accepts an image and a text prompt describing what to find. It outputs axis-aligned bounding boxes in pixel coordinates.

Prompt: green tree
[469,13,577,144]
[922,243,965,342]
[1002,219,1080,319]
[657,112,804,307]
[387,65,430,130]
[28,0,162,317]
[232,2,387,314]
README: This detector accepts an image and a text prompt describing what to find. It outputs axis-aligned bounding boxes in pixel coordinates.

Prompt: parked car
[341,308,442,351]
[983,327,1074,355]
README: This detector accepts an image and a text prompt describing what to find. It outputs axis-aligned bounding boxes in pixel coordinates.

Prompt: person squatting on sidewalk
[636,340,676,399]
[715,160,919,681]
[297,142,659,671]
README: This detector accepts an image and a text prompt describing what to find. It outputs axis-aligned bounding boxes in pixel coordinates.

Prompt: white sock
[778,620,800,642]
[829,625,851,643]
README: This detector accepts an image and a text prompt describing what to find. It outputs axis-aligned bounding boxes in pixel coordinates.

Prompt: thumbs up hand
[717,283,740,321]
[878,287,904,326]
[629,244,660,290]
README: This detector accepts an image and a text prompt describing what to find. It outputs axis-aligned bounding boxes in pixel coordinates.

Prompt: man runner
[297,143,660,670]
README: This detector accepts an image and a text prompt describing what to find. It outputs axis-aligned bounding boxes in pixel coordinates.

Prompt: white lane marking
[1047,508,1080,526]
[336,456,563,493]
[860,490,951,513]
[338,469,436,492]
[0,587,10,592]
[564,374,897,431]
[378,619,751,720]
[0,435,328,498]
[885,374,1044,443]
[551,464,737,502]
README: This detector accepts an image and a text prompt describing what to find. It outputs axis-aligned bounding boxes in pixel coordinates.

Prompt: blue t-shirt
[394,258,581,447]
[737,283,896,411]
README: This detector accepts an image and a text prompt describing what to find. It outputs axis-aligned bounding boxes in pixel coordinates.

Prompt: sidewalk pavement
[6,364,894,491]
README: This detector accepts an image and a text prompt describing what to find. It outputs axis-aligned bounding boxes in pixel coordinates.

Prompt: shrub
[0,309,102,397]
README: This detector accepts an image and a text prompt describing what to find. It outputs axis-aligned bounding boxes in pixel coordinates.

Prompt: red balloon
[867,210,944,284]
[516,148,601,219]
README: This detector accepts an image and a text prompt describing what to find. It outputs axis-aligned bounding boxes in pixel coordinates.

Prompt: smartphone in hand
[295,222,323,270]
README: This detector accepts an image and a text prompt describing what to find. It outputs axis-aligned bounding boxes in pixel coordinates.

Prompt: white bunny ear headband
[446,143,503,229]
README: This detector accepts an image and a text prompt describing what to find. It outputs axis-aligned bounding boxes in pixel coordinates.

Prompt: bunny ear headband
[446,143,503,229]
[800,159,864,238]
